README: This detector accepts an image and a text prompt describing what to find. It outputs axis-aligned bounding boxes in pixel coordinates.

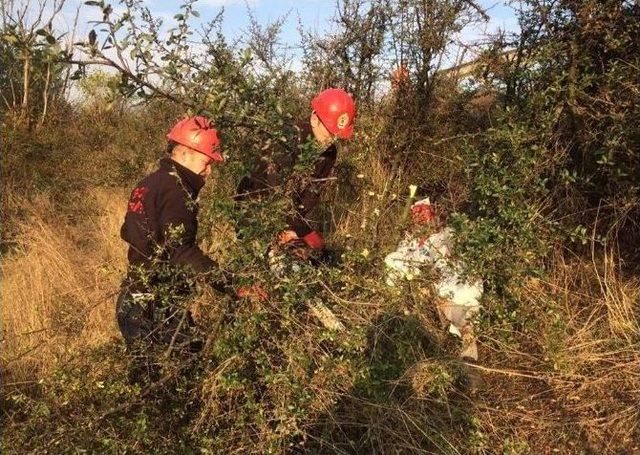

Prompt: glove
[302,230,325,250]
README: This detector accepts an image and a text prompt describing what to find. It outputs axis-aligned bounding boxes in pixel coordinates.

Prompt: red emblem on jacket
[128,187,149,214]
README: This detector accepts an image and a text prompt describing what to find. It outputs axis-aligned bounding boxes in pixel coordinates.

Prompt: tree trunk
[40,61,52,126]
[21,53,31,121]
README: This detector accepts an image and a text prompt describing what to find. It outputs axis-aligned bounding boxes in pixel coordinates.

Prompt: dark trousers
[116,285,203,384]
[116,285,198,345]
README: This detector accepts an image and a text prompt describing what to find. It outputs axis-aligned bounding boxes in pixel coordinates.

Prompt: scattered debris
[385,198,483,360]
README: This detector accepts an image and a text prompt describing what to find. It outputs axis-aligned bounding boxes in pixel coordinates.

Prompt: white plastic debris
[309,301,345,331]
[385,200,483,360]
[384,227,452,287]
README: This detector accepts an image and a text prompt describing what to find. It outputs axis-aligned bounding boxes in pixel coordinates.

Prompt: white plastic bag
[385,227,483,359]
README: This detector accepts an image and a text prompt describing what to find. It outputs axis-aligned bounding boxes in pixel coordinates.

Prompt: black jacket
[121,158,215,274]
[235,123,337,237]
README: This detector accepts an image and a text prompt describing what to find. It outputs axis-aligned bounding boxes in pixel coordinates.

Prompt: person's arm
[157,186,234,294]
[287,147,337,242]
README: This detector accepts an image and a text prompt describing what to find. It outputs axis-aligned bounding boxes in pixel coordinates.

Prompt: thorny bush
[2,0,640,453]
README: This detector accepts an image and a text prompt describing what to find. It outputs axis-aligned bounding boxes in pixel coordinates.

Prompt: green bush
[3,1,639,453]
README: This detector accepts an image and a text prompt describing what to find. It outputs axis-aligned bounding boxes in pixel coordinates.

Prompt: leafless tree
[300,0,487,112]
[386,0,488,116]
[1,0,76,126]
[301,0,390,105]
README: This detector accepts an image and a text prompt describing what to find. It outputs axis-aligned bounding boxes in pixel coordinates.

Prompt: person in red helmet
[235,88,356,253]
[118,116,260,366]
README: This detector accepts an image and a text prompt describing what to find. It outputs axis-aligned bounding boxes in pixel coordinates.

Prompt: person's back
[117,116,226,354]
[121,157,213,274]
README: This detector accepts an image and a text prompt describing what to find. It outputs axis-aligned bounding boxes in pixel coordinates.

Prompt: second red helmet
[311,88,356,140]
[167,116,223,162]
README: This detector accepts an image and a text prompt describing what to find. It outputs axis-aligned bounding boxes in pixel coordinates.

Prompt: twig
[65,57,193,109]
[163,309,188,358]
[461,362,578,384]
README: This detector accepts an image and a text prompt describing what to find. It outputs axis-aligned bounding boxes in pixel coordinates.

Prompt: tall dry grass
[468,251,640,453]
[1,188,128,385]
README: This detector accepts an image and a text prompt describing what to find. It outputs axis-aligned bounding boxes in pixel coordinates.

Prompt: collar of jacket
[160,157,206,198]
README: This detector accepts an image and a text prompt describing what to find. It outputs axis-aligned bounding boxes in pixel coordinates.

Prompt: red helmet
[311,88,356,139]
[167,116,223,162]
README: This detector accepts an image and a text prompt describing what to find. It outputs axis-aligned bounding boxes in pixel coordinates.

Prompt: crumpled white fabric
[384,228,454,287]
[268,247,301,277]
[385,227,483,359]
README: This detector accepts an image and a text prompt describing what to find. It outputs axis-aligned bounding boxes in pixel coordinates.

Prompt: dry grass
[469,251,640,454]
[1,188,128,385]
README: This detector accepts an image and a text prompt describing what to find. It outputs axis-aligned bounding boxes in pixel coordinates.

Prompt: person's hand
[278,230,299,245]
[237,284,268,301]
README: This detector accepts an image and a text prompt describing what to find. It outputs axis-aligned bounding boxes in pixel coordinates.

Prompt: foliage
[2,0,640,453]
[301,0,488,110]
[483,0,640,257]
[0,0,74,125]
[450,121,555,292]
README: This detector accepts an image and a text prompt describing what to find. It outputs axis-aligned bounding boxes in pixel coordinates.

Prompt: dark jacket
[235,123,337,237]
[118,158,228,348]
[121,157,215,275]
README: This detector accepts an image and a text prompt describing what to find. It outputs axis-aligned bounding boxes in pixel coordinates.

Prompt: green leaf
[46,35,56,44]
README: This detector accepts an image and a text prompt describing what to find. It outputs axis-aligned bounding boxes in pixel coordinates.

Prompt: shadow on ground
[301,311,480,454]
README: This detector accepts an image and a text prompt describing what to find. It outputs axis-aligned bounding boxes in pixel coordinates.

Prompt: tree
[301,0,390,105]
[482,0,640,255]
[0,0,76,126]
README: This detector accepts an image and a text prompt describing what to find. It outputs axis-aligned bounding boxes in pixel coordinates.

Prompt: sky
[52,0,519,68]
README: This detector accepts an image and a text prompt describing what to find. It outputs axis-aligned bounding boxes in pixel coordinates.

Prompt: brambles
[2,0,639,453]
